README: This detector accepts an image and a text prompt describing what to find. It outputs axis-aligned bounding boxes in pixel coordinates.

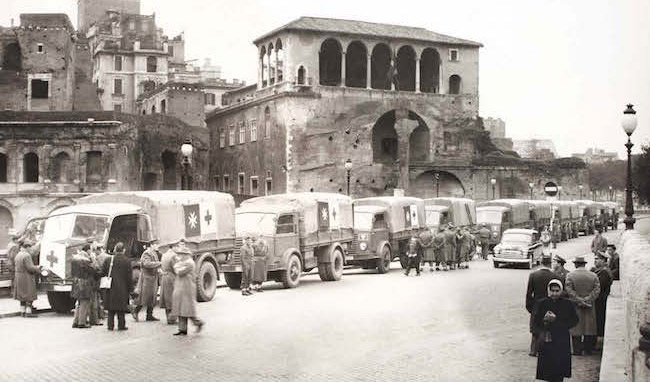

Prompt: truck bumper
[346,253,378,262]
[221,264,242,273]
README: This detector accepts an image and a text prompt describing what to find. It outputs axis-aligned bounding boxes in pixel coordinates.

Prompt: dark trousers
[572,335,596,354]
[240,260,252,291]
[73,299,90,326]
[134,305,154,318]
[405,256,420,275]
[107,311,126,330]
[480,240,489,259]
[178,316,202,332]
[530,333,538,356]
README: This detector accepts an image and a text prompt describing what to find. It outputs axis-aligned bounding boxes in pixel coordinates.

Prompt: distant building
[483,117,505,138]
[572,148,618,164]
[136,82,206,127]
[77,0,141,33]
[513,139,558,160]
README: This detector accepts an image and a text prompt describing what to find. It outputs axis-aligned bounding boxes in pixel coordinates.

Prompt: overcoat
[12,248,40,302]
[432,232,445,263]
[590,235,608,253]
[418,230,435,262]
[609,252,620,280]
[171,257,197,318]
[102,254,132,312]
[252,238,268,283]
[458,231,473,261]
[6,242,19,273]
[565,268,600,336]
[159,249,177,309]
[525,267,557,333]
[442,229,457,263]
[533,297,579,381]
[70,253,96,300]
[553,266,569,287]
[134,247,161,306]
[592,266,613,336]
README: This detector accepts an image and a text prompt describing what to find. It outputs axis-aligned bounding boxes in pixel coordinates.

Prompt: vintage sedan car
[492,228,542,269]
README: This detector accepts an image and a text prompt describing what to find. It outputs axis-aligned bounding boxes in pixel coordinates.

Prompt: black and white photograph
[0,1,648,381]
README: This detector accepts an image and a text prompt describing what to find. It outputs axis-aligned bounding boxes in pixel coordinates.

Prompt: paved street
[0,226,624,382]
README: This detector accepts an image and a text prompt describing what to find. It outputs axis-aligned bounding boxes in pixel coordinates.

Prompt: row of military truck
[30,191,619,313]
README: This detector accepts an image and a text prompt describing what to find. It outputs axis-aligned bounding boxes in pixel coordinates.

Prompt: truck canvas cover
[239,192,353,234]
[424,197,476,227]
[353,197,425,233]
[79,191,235,245]
[477,199,531,225]
[528,200,553,220]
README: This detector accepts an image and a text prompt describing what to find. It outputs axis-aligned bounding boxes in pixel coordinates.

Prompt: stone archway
[412,170,465,198]
[372,109,431,166]
[161,150,177,190]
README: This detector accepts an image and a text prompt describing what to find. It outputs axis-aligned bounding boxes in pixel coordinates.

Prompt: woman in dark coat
[533,279,579,382]
[102,242,133,331]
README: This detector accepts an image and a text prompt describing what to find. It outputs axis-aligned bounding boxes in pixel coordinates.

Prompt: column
[274,50,279,84]
[257,57,263,90]
[390,59,395,91]
[41,144,52,184]
[415,58,421,93]
[366,55,372,89]
[107,143,117,188]
[73,143,81,188]
[439,63,445,94]
[340,51,346,87]
[267,53,272,87]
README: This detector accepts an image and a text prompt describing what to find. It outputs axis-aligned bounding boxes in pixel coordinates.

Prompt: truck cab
[347,205,391,273]
[223,193,354,289]
[603,202,618,230]
[423,197,476,233]
[576,200,597,235]
[476,199,531,250]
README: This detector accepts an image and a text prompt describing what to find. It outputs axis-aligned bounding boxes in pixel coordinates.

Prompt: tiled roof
[254,16,482,47]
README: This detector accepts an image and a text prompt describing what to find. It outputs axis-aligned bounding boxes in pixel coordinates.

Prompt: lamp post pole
[579,185,583,199]
[344,159,353,196]
[558,186,562,201]
[490,178,496,200]
[529,182,534,200]
[435,172,440,197]
[180,139,193,191]
[622,104,637,230]
[609,186,613,201]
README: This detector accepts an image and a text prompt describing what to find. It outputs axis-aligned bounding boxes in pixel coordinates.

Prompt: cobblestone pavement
[0,227,622,382]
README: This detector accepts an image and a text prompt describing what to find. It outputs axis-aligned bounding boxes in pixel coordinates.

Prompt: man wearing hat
[552,255,569,287]
[478,223,491,260]
[606,244,619,280]
[590,229,608,254]
[565,255,600,355]
[443,223,458,270]
[159,240,181,325]
[71,244,96,328]
[133,239,162,322]
[525,254,557,356]
[591,251,613,342]
[171,245,204,335]
[12,239,42,317]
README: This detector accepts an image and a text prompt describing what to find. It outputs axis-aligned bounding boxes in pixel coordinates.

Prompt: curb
[0,308,53,319]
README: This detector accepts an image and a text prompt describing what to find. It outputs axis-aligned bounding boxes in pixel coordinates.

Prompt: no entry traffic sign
[544,182,558,196]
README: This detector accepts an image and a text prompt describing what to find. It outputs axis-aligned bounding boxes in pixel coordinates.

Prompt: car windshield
[236,212,277,236]
[477,210,502,224]
[71,215,110,242]
[354,212,374,230]
[425,210,441,228]
[501,233,531,245]
[42,214,76,242]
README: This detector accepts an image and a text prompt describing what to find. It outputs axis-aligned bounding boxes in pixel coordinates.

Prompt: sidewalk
[0,289,51,318]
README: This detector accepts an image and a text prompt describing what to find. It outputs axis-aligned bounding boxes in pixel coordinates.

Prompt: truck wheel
[47,291,75,314]
[281,254,302,288]
[319,248,344,281]
[196,261,218,302]
[224,272,242,289]
[376,245,391,274]
[493,261,500,268]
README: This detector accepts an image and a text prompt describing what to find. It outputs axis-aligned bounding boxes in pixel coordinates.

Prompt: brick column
[340,51,346,87]
[366,55,372,89]
[257,57,263,90]
[267,53,272,87]
[390,59,396,91]
[107,143,117,188]
[274,50,279,84]
[73,143,82,188]
[415,58,421,93]
[41,144,52,184]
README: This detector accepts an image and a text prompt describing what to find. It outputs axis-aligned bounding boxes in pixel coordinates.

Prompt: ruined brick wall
[167,87,205,128]
[72,38,102,111]
[78,0,141,32]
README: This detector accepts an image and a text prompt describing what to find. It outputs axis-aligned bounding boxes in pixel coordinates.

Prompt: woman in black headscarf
[533,279,579,382]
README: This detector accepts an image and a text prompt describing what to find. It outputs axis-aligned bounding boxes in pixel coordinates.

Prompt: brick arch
[412,170,466,198]
[45,197,76,215]
[319,37,343,86]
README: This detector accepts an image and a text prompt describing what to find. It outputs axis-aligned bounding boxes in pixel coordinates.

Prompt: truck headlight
[492,232,498,238]
[359,242,368,251]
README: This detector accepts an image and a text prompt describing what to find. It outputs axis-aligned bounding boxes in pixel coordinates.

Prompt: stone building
[572,147,618,164]
[136,82,206,127]
[206,17,588,201]
[513,139,558,160]
[77,0,141,33]
[0,111,209,248]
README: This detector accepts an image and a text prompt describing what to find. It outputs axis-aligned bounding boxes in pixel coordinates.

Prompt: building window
[264,107,271,138]
[214,175,220,191]
[113,78,123,95]
[223,174,230,192]
[114,56,122,71]
[113,104,122,112]
[449,49,459,62]
[168,45,174,56]
[37,44,44,54]
[250,176,259,196]
[31,79,49,99]
[265,172,272,195]
[250,120,257,142]
[23,153,39,183]
[449,75,462,94]
[238,173,245,194]
[219,129,225,148]
[146,56,157,73]
[0,153,8,183]
[239,122,245,144]
[160,99,166,114]
[142,20,149,32]
[86,151,103,183]
[204,93,215,105]
[229,125,235,147]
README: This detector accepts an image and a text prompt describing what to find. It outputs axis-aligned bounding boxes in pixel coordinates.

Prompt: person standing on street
[533,279,579,382]
[92,242,110,321]
[525,254,557,357]
[591,252,613,343]
[418,229,435,272]
[171,246,204,336]
[540,226,552,256]
[6,229,19,273]
[103,242,132,331]
[159,241,180,325]
[565,255,600,355]
[133,239,162,322]
[458,227,473,269]
[12,240,41,318]
[443,223,458,270]
[552,255,569,287]
[404,236,421,276]
[251,235,269,292]
[590,229,608,254]
[71,244,96,328]
[606,244,620,280]
[478,223,491,260]
[240,235,254,296]
[432,228,446,271]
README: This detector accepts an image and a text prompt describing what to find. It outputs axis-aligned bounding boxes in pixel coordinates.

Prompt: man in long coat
[71,244,97,328]
[251,235,269,292]
[171,246,204,336]
[443,224,457,270]
[13,240,41,317]
[591,252,613,340]
[458,227,473,269]
[565,255,601,355]
[590,229,608,254]
[606,244,620,280]
[525,254,557,357]
[432,229,446,271]
[240,236,254,296]
[418,229,435,272]
[6,229,19,273]
[103,242,132,331]
[133,240,162,322]
[478,223,491,260]
[159,242,179,324]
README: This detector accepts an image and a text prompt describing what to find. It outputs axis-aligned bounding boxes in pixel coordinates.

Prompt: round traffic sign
[544,182,558,196]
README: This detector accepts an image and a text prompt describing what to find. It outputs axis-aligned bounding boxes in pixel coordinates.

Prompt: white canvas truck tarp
[555,201,581,219]
[79,191,235,246]
[353,197,425,233]
[477,199,531,226]
[239,192,353,235]
[528,200,553,220]
[424,197,476,227]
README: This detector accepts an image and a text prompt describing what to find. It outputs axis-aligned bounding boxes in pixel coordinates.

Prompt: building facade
[513,139,558,160]
[137,82,206,127]
[572,148,618,164]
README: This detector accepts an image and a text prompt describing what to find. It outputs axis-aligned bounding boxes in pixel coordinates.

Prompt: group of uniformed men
[238,235,269,296]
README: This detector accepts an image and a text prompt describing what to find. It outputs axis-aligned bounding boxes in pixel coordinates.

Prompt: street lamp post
[578,185,583,199]
[609,186,613,201]
[528,182,534,200]
[490,178,496,200]
[622,104,637,230]
[344,159,353,196]
[434,172,440,197]
[558,186,562,200]
[180,139,193,190]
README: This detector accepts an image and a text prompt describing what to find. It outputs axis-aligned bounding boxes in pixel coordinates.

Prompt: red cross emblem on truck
[47,250,58,268]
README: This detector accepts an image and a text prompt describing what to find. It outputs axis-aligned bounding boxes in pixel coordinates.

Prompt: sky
[3,0,649,158]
